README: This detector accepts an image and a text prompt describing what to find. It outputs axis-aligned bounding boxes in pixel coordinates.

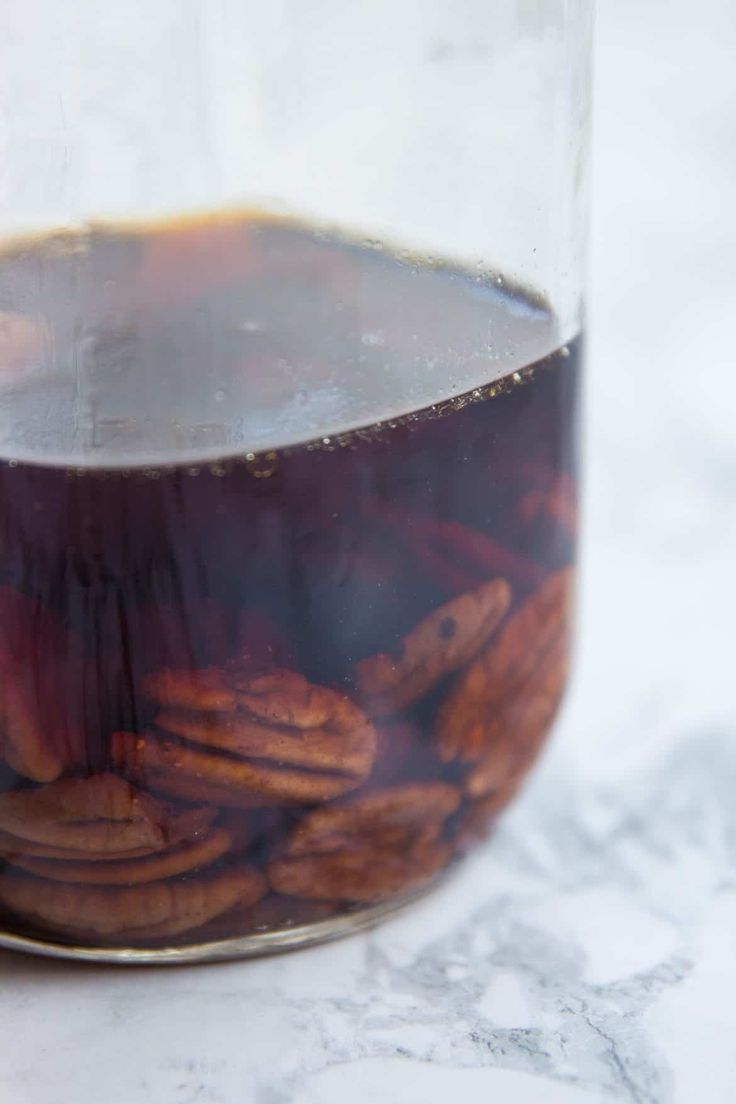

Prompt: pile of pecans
[0,545,573,946]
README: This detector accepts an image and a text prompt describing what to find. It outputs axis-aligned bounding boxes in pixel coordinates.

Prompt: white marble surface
[2,1,735,1101]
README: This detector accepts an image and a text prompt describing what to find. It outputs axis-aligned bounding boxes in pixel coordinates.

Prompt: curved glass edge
[0,873,452,966]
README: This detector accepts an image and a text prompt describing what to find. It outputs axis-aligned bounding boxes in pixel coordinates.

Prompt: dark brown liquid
[0,215,579,952]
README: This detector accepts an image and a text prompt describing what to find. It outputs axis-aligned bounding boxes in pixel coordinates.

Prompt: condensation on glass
[0,0,591,962]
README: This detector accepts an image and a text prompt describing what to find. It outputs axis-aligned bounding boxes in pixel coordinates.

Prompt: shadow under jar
[0,1,591,962]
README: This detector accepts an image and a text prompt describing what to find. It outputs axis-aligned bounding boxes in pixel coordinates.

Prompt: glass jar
[0,0,591,963]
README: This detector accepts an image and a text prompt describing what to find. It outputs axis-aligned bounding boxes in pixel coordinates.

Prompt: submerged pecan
[0,668,64,784]
[0,831,164,863]
[269,842,450,903]
[465,633,569,798]
[355,578,511,715]
[268,782,459,902]
[0,587,83,782]
[118,665,377,806]
[436,568,573,764]
[8,827,232,886]
[0,866,265,940]
[0,774,215,855]
[114,728,373,806]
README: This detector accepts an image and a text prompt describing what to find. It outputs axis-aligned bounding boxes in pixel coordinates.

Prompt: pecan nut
[268,782,459,902]
[114,728,373,806]
[8,827,232,886]
[0,587,83,782]
[0,668,64,784]
[0,866,265,940]
[355,578,511,715]
[269,841,450,903]
[118,665,377,806]
[0,831,165,863]
[465,633,569,798]
[0,774,215,855]
[436,568,573,763]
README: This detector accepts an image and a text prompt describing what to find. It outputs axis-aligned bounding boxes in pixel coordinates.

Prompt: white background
[1,1,735,1101]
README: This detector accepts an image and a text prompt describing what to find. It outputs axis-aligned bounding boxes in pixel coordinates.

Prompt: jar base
[0,875,450,966]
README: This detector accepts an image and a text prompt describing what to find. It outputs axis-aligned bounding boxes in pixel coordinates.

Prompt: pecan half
[0,587,83,782]
[269,840,451,903]
[155,707,375,778]
[285,782,461,855]
[0,831,173,863]
[0,669,64,784]
[122,666,377,805]
[268,782,459,902]
[114,729,372,805]
[465,633,569,798]
[355,579,511,715]
[0,866,265,939]
[8,827,232,885]
[0,774,215,854]
[436,568,573,763]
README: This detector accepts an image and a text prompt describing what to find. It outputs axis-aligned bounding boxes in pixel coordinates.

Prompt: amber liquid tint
[0,215,579,953]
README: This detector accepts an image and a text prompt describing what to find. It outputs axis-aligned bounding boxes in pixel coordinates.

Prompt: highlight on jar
[0,1,590,961]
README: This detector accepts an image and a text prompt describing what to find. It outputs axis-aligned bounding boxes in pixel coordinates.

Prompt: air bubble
[322,437,331,446]
[496,275,504,286]
[560,345,571,358]
[246,451,279,479]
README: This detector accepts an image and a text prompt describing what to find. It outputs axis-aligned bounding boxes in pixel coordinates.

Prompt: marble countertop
[2,1,735,1101]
